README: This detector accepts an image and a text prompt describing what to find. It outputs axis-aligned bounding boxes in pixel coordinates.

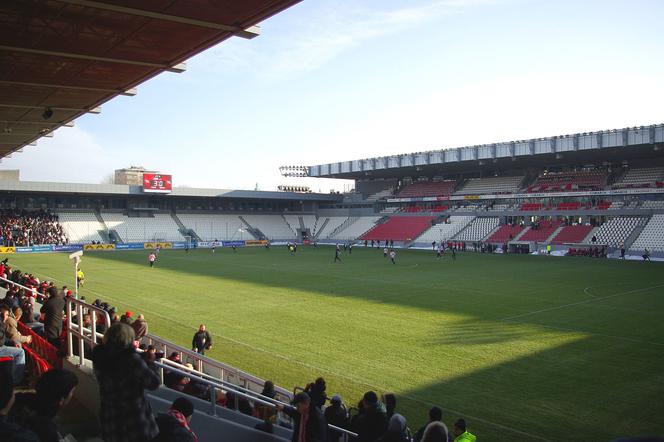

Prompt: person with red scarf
[154,397,198,442]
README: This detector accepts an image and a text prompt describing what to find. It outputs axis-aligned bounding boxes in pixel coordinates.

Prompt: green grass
[4,247,664,441]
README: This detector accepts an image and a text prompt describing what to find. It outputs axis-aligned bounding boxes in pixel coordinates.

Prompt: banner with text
[83,244,116,251]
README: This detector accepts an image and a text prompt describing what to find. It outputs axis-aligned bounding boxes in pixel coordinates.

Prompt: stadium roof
[309,124,664,180]
[0,0,301,159]
[0,179,341,201]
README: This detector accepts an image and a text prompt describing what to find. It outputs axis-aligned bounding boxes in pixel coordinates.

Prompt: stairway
[314,218,329,239]
[327,217,355,238]
[238,216,261,240]
[170,211,200,241]
[94,209,112,242]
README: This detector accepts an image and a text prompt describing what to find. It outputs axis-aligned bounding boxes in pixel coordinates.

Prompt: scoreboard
[143,173,172,193]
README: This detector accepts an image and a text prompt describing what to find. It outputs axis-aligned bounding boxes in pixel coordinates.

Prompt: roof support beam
[1,132,54,136]
[0,104,101,114]
[0,45,186,73]
[0,80,137,96]
[0,120,74,127]
[55,0,261,39]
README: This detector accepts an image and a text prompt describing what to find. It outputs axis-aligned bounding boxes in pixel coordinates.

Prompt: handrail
[160,358,286,409]
[0,275,40,295]
[142,334,293,403]
[65,297,111,366]
[154,360,358,440]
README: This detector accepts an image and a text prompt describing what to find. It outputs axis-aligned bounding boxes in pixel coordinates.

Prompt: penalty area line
[500,283,664,321]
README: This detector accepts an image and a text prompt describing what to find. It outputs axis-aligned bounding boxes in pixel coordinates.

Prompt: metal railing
[141,334,293,404]
[154,359,358,441]
[0,277,356,440]
[0,275,40,296]
[65,297,111,366]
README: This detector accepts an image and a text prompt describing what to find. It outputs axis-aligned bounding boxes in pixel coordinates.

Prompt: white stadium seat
[454,217,500,242]
[176,214,247,241]
[58,211,106,243]
[630,214,664,252]
[416,216,475,243]
[101,213,183,242]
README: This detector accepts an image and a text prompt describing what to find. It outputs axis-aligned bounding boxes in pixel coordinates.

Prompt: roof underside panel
[0,0,301,158]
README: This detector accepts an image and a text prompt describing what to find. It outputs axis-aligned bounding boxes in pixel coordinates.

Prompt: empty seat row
[57,212,105,243]
[454,217,500,241]
[415,216,475,243]
[101,213,183,242]
[486,224,525,243]
[615,167,664,188]
[591,216,646,247]
[361,216,435,242]
[630,214,664,252]
[455,176,524,195]
[327,217,381,241]
[397,181,457,198]
[551,225,594,244]
[241,215,296,240]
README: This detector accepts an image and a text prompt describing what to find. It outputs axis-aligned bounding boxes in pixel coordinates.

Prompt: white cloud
[0,127,119,183]
[196,0,495,79]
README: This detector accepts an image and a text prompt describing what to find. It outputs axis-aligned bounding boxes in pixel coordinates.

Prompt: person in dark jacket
[131,314,149,339]
[379,414,409,442]
[413,406,443,442]
[92,322,160,442]
[40,287,64,347]
[306,377,328,409]
[0,365,39,442]
[154,397,198,442]
[11,368,79,442]
[191,324,212,355]
[324,395,349,442]
[382,393,396,419]
[353,391,388,442]
[279,392,327,442]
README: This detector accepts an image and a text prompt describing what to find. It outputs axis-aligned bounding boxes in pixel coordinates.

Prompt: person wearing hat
[324,394,349,442]
[278,392,327,442]
[131,314,149,340]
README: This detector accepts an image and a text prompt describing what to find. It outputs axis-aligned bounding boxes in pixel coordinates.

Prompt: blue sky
[3,0,664,192]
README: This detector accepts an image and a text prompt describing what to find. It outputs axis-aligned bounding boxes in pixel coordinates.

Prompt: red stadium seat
[361,216,435,241]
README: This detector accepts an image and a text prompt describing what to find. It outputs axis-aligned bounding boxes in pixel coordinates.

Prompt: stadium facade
[1,123,664,258]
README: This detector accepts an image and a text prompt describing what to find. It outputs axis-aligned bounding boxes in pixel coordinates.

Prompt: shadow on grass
[392,333,664,442]
[14,248,664,441]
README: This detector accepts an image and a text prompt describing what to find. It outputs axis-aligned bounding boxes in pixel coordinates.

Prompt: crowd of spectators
[0,209,67,246]
[269,382,477,442]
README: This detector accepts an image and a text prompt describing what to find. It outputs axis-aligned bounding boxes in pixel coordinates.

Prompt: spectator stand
[140,333,293,404]
[60,303,359,441]
[154,360,358,441]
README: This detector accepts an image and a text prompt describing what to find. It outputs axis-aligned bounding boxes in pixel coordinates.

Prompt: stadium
[1,2,663,442]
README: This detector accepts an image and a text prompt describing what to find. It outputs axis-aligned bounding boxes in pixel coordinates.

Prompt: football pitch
[5,246,664,441]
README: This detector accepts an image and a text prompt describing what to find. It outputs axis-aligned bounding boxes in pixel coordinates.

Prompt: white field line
[505,320,664,347]
[34,271,551,441]
[582,286,599,299]
[500,284,664,321]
